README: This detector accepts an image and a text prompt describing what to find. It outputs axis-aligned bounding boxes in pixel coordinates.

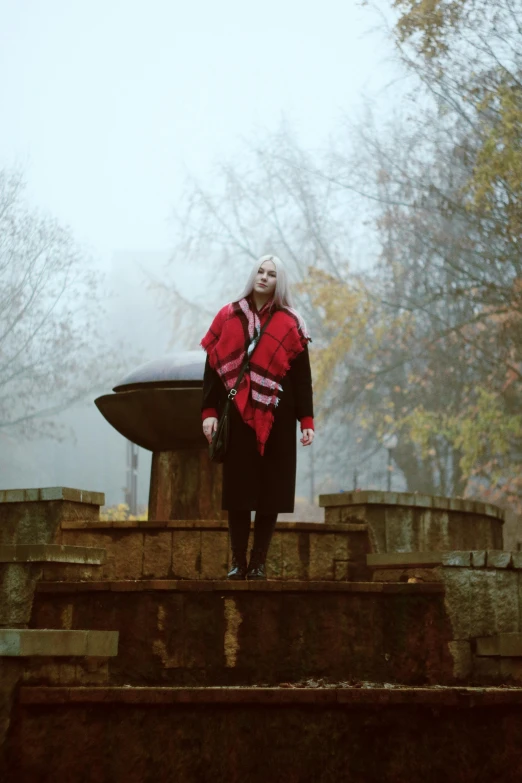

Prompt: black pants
[228,510,278,555]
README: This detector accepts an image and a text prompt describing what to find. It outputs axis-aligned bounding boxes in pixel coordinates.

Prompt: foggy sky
[0,0,401,508]
[1,0,395,257]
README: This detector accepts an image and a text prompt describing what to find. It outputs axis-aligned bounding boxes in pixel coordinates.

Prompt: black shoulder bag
[209,314,274,463]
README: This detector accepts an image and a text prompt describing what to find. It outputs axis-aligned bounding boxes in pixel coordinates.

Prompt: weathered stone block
[143,532,172,579]
[372,568,404,582]
[413,494,433,509]
[512,552,522,570]
[404,568,443,583]
[441,552,471,567]
[471,551,486,568]
[476,636,499,656]
[469,570,498,638]
[339,505,367,524]
[499,634,522,657]
[487,551,512,569]
[333,560,350,581]
[385,507,415,552]
[417,509,431,550]
[0,563,39,626]
[367,552,442,569]
[363,505,386,553]
[200,531,229,579]
[308,534,335,580]
[75,658,110,685]
[448,640,471,679]
[423,510,450,551]
[473,657,500,680]
[21,659,63,685]
[0,630,85,656]
[172,530,201,579]
[105,533,144,580]
[266,532,283,578]
[500,659,522,682]
[281,533,308,580]
[85,631,119,657]
[332,532,350,562]
[496,571,519,633]
[443,568,472,640]
[323,508,340,524]
[476,633,522,659]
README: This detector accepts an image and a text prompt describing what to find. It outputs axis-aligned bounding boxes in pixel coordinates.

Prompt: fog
[0,0,401,510]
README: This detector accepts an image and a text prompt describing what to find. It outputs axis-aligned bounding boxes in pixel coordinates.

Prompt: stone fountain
[94,351,224,520]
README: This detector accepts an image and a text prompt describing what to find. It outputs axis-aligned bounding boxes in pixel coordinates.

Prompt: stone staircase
[3,487,522,781]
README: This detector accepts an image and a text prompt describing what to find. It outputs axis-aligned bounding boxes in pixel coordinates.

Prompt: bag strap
[227,312,275,401]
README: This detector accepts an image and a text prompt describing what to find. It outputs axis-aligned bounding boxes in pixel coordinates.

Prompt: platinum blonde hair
[238,254,295,309]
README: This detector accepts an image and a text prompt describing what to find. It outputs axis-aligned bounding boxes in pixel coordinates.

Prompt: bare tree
[0,169,124,440]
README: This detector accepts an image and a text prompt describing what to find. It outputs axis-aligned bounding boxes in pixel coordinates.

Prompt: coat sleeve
[201,355,221,420]
[291,345,314,425]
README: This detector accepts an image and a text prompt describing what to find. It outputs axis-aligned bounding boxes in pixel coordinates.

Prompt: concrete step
[5,685,522,782]
[48,520,371,582]
[31,579,448,687]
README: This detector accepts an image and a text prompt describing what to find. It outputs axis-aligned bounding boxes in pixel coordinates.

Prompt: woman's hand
[202,417,218,444]
[300,428,314,447]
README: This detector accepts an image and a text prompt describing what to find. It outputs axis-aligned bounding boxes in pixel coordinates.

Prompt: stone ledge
[318,491,504,519]
[61,519,368,533]
[368,551,520,570]
[18,685,522,707]
[0,630,118,657]
[476,634,522,658]
[0,544,106,564]
[0,487,105,506]
[35,579,444,594]
[368,552,444,569]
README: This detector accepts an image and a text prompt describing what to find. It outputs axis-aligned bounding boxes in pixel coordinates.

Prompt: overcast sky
[0,0,397,262]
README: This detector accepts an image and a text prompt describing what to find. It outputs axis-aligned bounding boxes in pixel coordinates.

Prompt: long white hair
[237,254,309,338]
[238,254,295,309]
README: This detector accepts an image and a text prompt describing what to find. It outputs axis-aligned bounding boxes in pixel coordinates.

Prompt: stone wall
[319,491,504,552]
[4,484,522,781]
[369,550,522,682]
[0,488,105,769]
[31,580,450,686]
[6,689,522,783]
[55,520,370,582]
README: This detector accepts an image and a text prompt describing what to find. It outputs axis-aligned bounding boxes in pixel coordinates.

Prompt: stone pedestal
[0,487,104,546]
[148,450,225,521]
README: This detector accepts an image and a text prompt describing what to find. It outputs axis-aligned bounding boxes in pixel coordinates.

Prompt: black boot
[227,551,247,580]
[246,550,267,580]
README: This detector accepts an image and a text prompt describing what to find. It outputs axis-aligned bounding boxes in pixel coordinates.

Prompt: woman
[200,254,314,580]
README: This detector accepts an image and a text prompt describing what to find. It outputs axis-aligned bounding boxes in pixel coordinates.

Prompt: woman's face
[253,260,277,298]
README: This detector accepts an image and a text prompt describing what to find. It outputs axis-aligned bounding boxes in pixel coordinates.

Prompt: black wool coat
[202,346,314,513]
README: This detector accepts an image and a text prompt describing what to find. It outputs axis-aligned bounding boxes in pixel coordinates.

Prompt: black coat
[202,346,314,513]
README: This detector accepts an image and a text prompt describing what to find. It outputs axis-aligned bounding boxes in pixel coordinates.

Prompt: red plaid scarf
[201,297,310,455]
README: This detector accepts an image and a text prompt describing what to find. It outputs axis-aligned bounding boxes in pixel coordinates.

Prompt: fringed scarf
[201,297,310,455]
